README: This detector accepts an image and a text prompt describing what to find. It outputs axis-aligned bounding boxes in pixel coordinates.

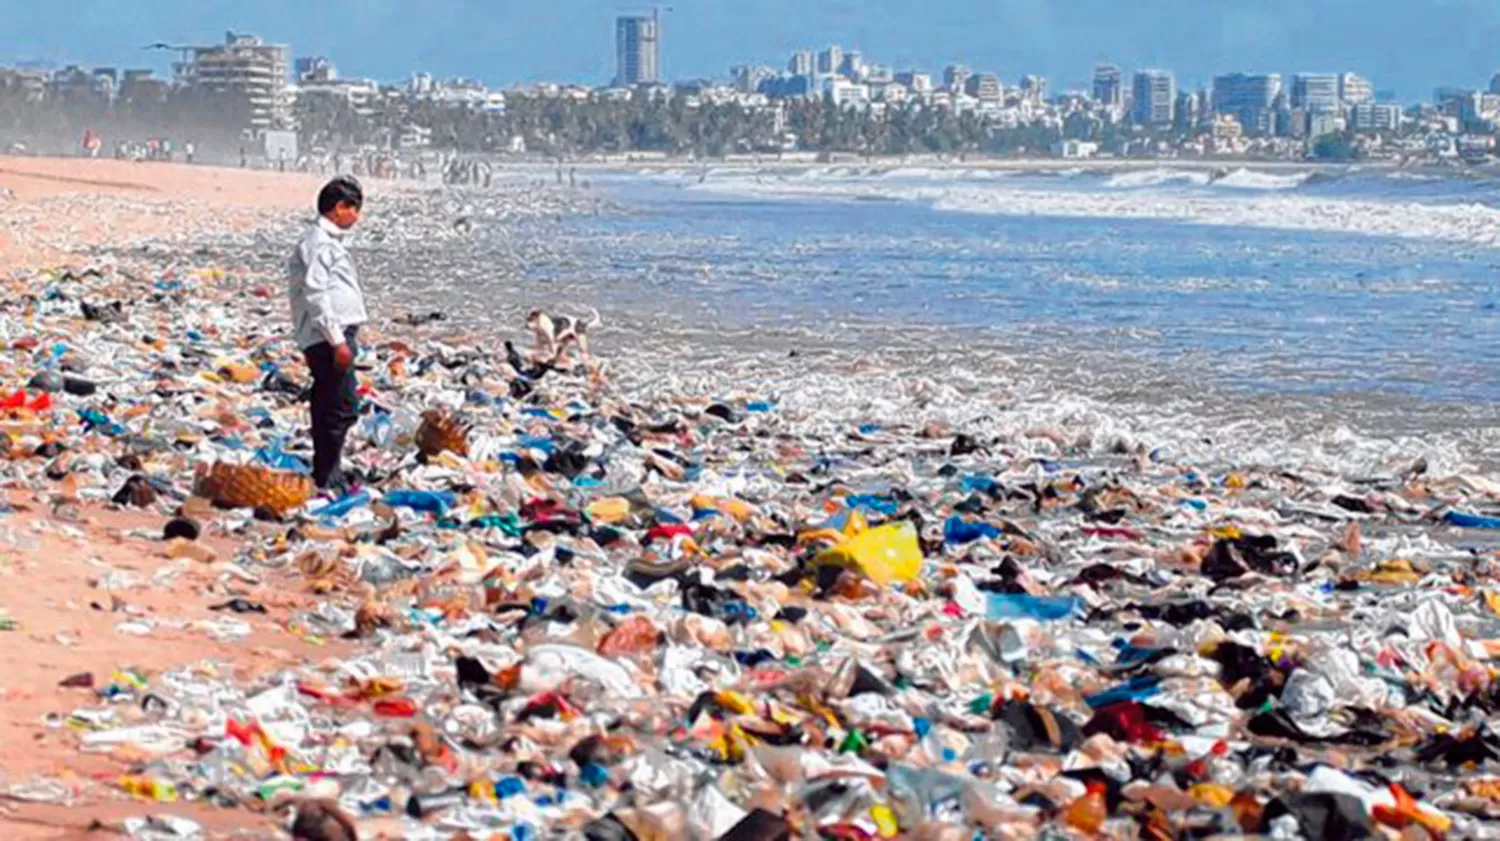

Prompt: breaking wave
[673,165,1500,247]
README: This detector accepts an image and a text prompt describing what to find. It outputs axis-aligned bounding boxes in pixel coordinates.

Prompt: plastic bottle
[1063,783,1107,834]
[406,788,467,818]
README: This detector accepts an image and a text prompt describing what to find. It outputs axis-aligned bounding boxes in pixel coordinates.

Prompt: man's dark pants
[303,326,360,490]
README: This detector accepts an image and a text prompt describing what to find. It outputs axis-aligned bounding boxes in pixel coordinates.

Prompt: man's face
[331,201,362,230]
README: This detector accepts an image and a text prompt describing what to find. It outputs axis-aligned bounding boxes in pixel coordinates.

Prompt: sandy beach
[0,156,339,839]
[0,157,327,277]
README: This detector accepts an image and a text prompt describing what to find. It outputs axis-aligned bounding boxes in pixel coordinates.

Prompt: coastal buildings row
[8,22,1500,163]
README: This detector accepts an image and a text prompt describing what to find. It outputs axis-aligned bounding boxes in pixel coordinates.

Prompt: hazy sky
[4,0,1500,99]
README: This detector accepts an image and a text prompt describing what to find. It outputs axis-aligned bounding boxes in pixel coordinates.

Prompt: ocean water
[426,165,1500,473]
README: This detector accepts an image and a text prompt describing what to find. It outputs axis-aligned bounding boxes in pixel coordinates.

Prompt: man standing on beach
[288,176,367,494]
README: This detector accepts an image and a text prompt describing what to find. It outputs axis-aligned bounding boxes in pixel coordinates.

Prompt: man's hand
[332,343,354,372]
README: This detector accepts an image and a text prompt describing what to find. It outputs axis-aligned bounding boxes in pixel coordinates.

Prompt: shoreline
[473,153,1500,181]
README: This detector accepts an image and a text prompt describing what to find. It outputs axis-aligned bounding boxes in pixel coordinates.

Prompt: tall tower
[1132,69,1175,126]
[615,13,660,86]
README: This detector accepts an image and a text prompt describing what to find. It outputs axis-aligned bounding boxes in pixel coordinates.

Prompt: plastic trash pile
[12,241,1500,840]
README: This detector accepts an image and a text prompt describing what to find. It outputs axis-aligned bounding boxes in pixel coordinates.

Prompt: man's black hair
[317,175,363,216]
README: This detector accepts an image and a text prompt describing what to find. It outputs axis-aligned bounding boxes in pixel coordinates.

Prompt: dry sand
[0,156,342,838]
[0,155,323,276]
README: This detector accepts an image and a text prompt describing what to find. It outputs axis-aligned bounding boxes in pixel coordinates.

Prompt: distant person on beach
[184,141,195,164]
[288,176,368,494]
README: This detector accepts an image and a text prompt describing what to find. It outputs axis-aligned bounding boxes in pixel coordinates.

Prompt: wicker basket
[415,410,470,458]
[194,462,314,515]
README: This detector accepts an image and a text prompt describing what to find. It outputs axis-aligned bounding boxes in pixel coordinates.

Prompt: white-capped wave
[1103,168,1213,189]
[682,168,1500,247]
[1212,168,1311,190]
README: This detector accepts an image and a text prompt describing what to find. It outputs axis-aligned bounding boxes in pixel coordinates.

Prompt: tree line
[298,91,1077,158]
[0,79,1147,160]
[0,74,251,156]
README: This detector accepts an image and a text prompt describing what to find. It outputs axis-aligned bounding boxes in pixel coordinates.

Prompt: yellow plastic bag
[586,496,632,524]
[691,494,756,522]
[816,521,923,586]
[216,361,260,384]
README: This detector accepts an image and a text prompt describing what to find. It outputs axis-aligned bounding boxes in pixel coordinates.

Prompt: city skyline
[6,0,1500,99]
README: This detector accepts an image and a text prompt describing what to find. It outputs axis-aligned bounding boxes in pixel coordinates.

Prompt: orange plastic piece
[1063,783,1107,835]
[1372,783,1452,836]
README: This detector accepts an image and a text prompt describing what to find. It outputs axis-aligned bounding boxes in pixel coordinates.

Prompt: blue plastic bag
[255,439,310,475]
[385,490,456,516]
[518,435,556,453]
[311,490,372,520]
[944,516,1002,544]
[1446,510,1500,529]
[77,409,125,437]
[985,593,1085,621]
[1083,674,1162,708]
[845,494,900,516]
[960,475,999,495]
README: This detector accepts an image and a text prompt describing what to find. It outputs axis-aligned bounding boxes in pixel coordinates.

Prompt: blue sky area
[3,0,1500,99]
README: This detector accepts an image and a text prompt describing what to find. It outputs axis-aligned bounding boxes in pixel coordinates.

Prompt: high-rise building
[1438,89,1484,123]
[943,64,971,94]
[894,71,932,93]
[294,57,331,82]
[839,50,865,81]
[296,57,339,84]
[49,65,104,104]
[731,64,775,94]
[1308,111,1343,139]
[1132,69,1175,126]
[175,31,291,131]
[1339,72,1373,105]
[1491,72,1500,96]
[1174,89,1200,133]
[298,62,381,118]
[789,51,813,78]
[1211,73,1281,136]
[1352,102,1403,132]
[1291,73,1339,112]
[965,72,1002,105]
[615,14,660,86]
[119,69,168,104]
[1019,75,1046,103]
[1093,64,1123,108]
[817,45,844,76]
